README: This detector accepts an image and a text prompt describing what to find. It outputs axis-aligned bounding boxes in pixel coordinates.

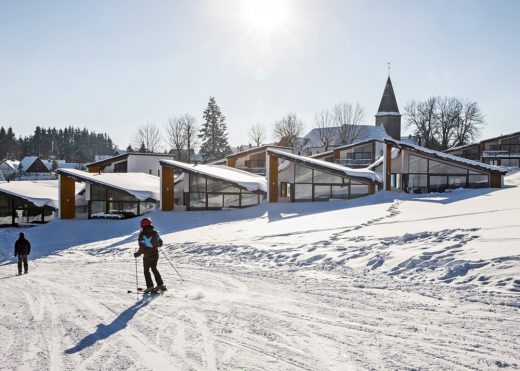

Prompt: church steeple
[377,76,400,114]
[375,76,401,140]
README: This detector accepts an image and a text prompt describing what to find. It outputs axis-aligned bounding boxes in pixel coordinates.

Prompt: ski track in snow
[0,173,520,370]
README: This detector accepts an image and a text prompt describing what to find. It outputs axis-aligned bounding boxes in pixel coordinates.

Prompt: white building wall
[127,155,175,175]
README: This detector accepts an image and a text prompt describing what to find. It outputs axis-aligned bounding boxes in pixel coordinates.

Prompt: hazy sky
[1,0,519,150]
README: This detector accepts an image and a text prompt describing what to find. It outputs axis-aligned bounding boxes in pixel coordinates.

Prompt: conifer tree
[198,97,231,163]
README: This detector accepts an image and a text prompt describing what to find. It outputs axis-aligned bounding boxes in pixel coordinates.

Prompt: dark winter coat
[14,237,31,256]
[134,226,163,258]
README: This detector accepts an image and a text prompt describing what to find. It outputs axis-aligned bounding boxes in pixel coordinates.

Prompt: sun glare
[241,0,290,35]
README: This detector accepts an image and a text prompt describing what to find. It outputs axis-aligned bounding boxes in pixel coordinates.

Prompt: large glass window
[294,184,312,200]
[91,184,106,200]
[313,170,343,184]
[350,184,369,198]
[189,193,206,209]
[314,185,331,200]
[448,175,467,189]
[428,160,467,175]
[429,175,448,193]
[295,165,313,183]
[409,155,428,173]
[468,174,489,188]
[331,186,349,199]
[408,174,427,193]
[241,193,260,207]
[189,174,206,193]
[207,179,240,193]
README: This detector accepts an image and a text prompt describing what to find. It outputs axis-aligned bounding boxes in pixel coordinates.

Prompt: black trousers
[143,254,163,288]
[18,255,28,273]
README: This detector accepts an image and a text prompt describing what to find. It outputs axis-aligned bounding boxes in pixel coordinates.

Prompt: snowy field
[1,172,519,370]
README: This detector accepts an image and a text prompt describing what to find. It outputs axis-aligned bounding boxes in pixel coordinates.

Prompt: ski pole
[134,256,139,293]
[158,246,184,282]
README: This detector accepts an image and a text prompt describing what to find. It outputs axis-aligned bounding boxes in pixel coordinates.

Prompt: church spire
[375,75,401,140]
[377,76,400,114]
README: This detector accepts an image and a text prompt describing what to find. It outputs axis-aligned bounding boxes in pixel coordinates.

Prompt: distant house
[86,152,176,177]
[444,131,520,167]
[226,145,293,175]
[372,139,508,193]
[267,148,380,202]
[0,160,20,179]
[159,160,266,211]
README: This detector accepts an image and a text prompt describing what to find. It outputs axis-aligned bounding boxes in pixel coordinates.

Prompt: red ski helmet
[140,217,152,228]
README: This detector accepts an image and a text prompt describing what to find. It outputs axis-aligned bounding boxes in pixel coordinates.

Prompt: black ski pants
[143,254,163,288]
[17,255,28,274]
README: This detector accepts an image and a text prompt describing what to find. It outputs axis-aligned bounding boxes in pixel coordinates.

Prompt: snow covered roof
[226,145,292,159]
[0,180,84,209]
[56,169,161,201]
[160,160,267,193]
[299,125,390,150]
[20,156,39,172]
[384,139,509,174]
[268,148,382,183]
[87,152,175,169]
[444,142,480,153]
[1,160,20,170]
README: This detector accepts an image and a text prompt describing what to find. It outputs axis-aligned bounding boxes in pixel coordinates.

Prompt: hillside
[0,172,519,370]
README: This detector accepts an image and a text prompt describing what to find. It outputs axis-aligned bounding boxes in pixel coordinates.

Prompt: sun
[241,0,290,36]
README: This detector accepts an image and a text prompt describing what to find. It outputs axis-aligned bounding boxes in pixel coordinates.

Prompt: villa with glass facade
[266,148,380,202]
[226,145,292,175]
[56,169,160,219]
[373,139,508,193]
[160,160,266,211]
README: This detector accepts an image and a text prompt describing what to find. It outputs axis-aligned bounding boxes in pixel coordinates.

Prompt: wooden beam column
[227,158,236,168]
[88,165,101,173]
[490,173,502,188]
[269,154,279,202]
[161,165,174,211]
[385,143,392,191]
[60,175,76,219]
[333,149,340,163]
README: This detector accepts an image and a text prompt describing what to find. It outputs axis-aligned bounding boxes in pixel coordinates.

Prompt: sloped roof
[20,156,39,172]
[86,152,175,169]
[376,76,400,114]
[384,139,508,175]
[2,160,20,170]
[0,180,84,209]
[268,148,381,183]
[160,160,267,193]
[57,168,161,201]
[300,125,390,150]
[226,145,292,159]
[444,142,480,153]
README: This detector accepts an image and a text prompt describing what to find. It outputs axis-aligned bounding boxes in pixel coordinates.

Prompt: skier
[14,232,31,275]
[134,218,167,293]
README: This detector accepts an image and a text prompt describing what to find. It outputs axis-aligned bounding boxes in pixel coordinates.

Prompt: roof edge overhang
[226,145,293,160]
[160,161,266,194]
[0,189,56,210]
[384,139,508,175]
[56,169,158,201]
[267,149,380,185]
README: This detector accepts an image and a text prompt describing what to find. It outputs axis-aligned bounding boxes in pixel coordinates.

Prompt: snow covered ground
[1,172,519,370]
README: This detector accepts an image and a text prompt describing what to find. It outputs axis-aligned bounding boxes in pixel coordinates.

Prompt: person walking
[134,218,166,293]
[14,232,31,275]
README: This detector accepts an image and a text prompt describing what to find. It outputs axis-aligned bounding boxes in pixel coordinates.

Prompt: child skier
[14,232,31,275]
[134,218,167,293]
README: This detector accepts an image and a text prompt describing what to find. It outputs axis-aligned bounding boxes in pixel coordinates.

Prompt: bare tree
[165,118,187,161]
[181,114,198,162]
[248,124,266,147]
[273,113,305,149]
[333,102,365,145]
[165,114,198,162]
[313,109,336,151]
[405,98,438,149]
[405,97,484,150]
[133,123,162,153]
[452,100,484,147]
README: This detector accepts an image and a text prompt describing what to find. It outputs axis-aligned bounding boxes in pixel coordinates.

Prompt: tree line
[0,126,115,163]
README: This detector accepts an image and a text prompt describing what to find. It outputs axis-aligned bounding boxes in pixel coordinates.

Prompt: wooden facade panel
[60,175,76,219]
[269,154,278,202]
[385,143,392,191]
[490,173,502,188]
[88,165,101,173]
[227,158,236,168]
[161,166,174,211]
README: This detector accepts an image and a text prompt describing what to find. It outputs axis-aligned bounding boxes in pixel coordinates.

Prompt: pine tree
[198,97,231,163]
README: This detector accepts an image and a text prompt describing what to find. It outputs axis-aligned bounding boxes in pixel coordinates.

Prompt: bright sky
[1,0,519,150]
